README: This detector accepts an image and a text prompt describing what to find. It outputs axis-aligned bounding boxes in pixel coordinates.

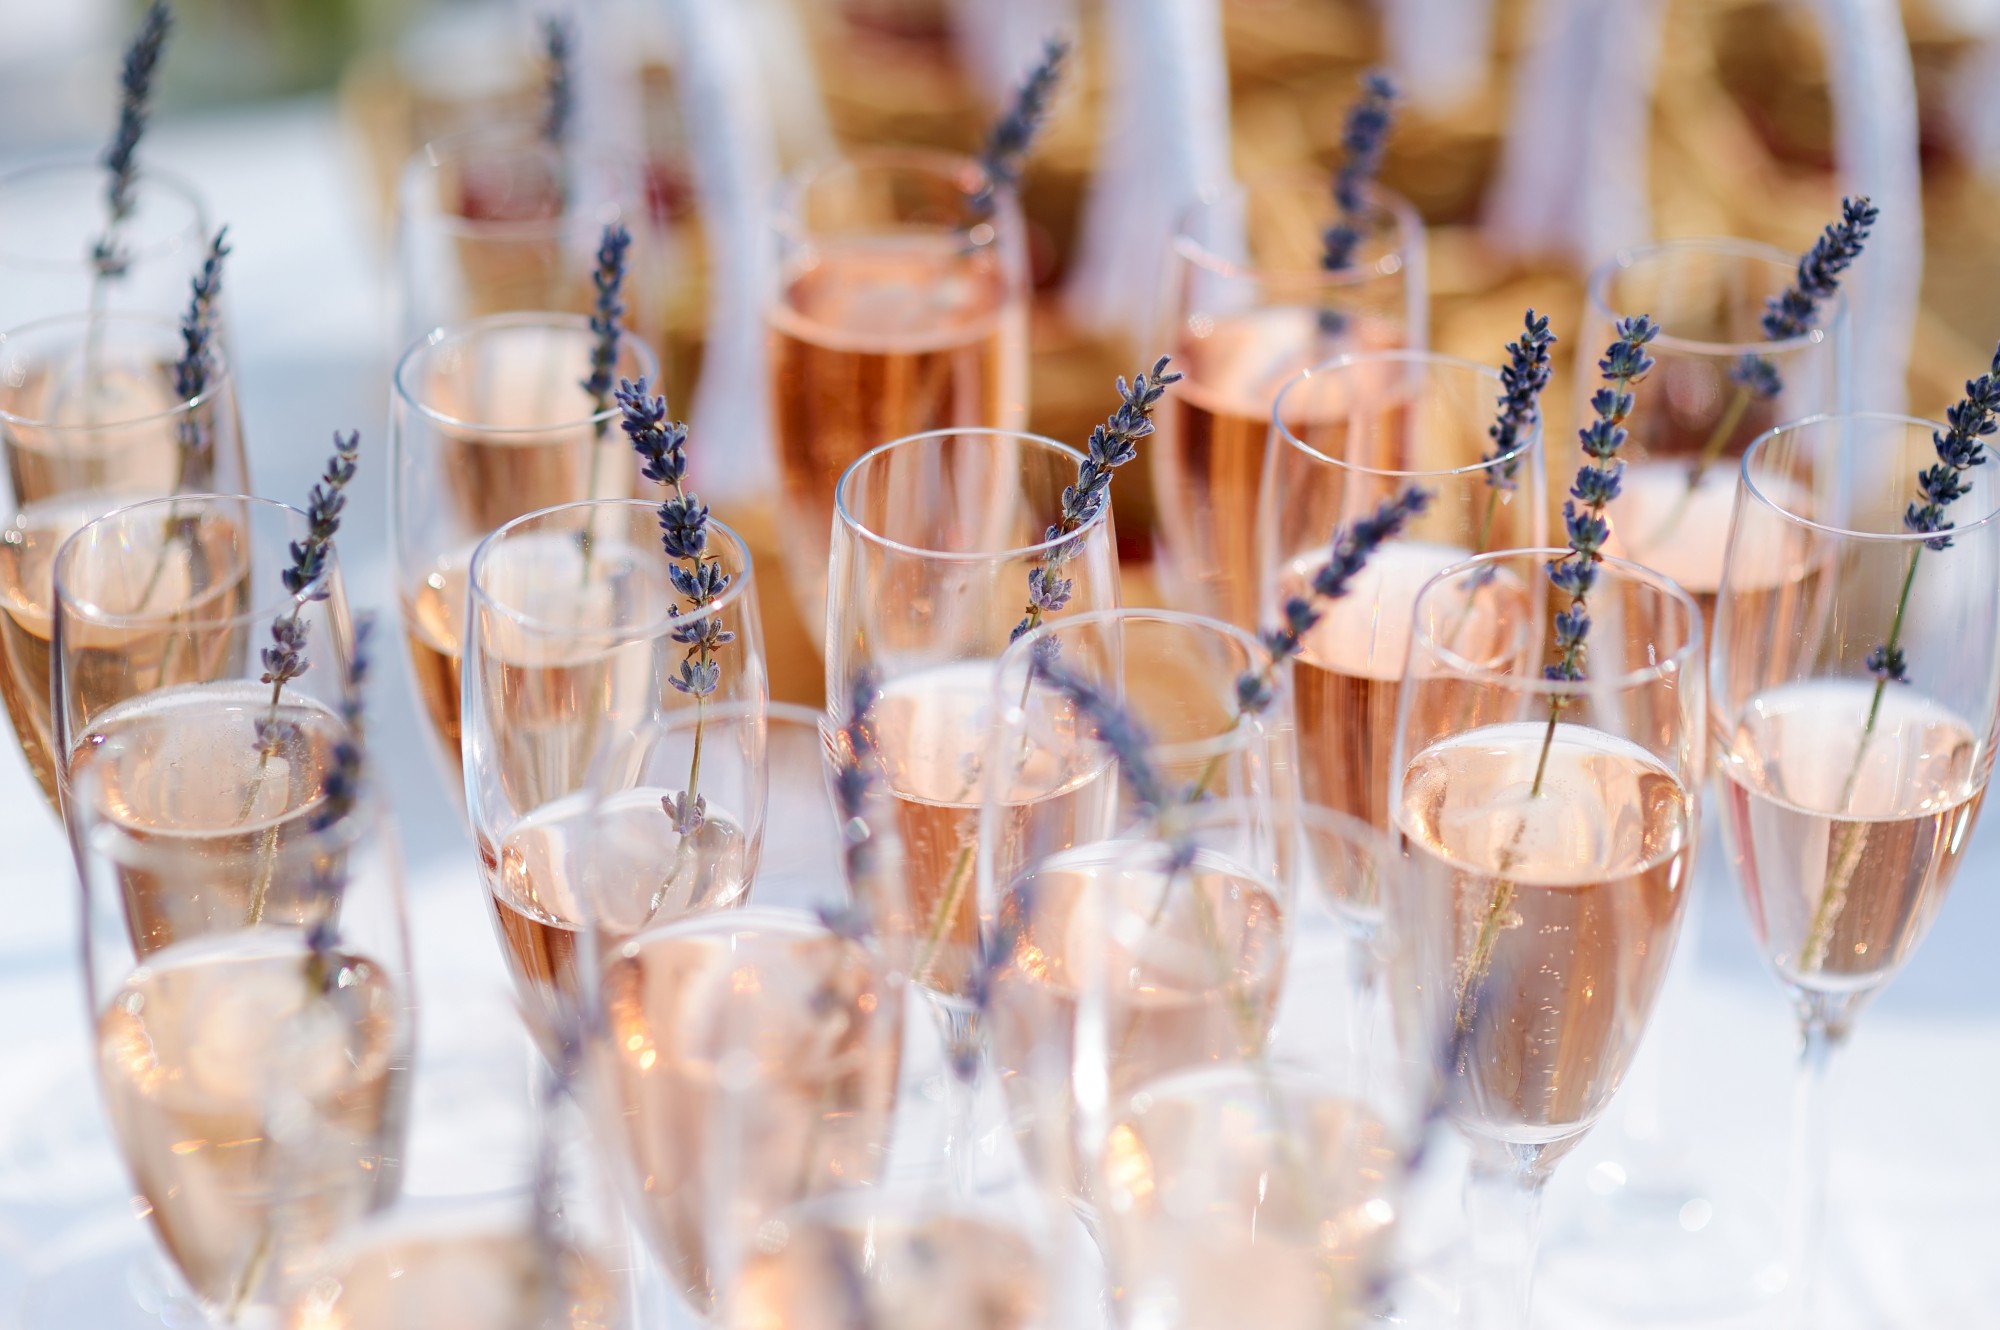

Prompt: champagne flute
[768,148,1030,634]
[1389,549,1704,1330]
[390,313,658,803]
[1152,174,1427,627]
[0,312,249,807]
[825,428,1118,1003]
[1582,238,1845,620]
[1537,237,1841,1320]
[1713,414,2000,1321]
[1262,351,1546,839]
[73,765,413,1325]
[1090,804,1431,1330]
[54,495,353,948]
[461,498,768,1039]
[396,125,667,365]
[574,713,903,1319]
[0,161,210,329]
[282,1043,630,1330]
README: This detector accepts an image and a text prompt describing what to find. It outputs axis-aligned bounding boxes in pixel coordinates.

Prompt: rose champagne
[1716,679,1985,992]
[1396,722,1691,1149]
[599,910,901,1314]
[98,931,407,1312]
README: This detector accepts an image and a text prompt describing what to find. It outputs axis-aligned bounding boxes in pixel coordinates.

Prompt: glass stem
[1782,995,1849,1328]
[1463,1144,1549,1330]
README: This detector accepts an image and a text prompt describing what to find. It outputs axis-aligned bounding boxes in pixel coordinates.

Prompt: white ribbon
[1064,0,1233,347]
[1483,0,1666,268]
[1380,0,1496,115]
[1809,0,1923,416]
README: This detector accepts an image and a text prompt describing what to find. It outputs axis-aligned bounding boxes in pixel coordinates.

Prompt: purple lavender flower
[95,1,172,276]
[975,36,1070,210]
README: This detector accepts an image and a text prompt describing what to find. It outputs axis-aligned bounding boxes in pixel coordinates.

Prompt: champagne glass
[768,148,1030,634]
[1088,803,1433,1330]
[1152,174,1427,627]
[390,313,658,802]
[282,1050,631,1330]
[461,498,768,1040]
[1541,241,1843,1319]
[396,125,668,365]
[1389,549,1705,1330]
[1582,238,1845,619]
[1263,351,1546,837]
[54,495,354,945]
[574,714,903,1320]
[1713,414,2000,1321]
[0,161,211,329]
[72,764,414,1325]
[0,312,248,807]
[825,428,1118,1003]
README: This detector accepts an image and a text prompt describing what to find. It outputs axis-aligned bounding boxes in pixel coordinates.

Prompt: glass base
[1537,1157,1786,1324]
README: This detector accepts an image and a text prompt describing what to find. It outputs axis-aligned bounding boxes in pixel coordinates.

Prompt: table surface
[0,97,1995,1330]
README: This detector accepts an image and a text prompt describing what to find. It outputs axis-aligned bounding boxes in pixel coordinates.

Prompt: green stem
[1528,699,1561,799]
[913,840,976,990]
[242,671,289,926]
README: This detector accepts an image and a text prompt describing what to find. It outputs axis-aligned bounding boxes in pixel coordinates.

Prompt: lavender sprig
[1235,488,1433,719]
[974,36,1070,211]
[134,227,229,605]
[258,432,360,722]
[1532,316,1660,795]
[1760,196,1880,343]
[1853,347,2000,734]
[245,431,361,927]
[303,612,372,992]
[1484,311,1556,495]
[617,377,731,836]
[1320,70,1396,335]
[1672,199,1878,510]
[1011,356,1180,648]
[95,0,172,279]
[832,672,882,895]
[1800,345,1999,974]
[540,14,574,149]
[576,223,630,572]
[1033,656,1176,824]
[172,227,228,482]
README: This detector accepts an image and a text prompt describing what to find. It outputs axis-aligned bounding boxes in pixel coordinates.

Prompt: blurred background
[0,2,1996,1326]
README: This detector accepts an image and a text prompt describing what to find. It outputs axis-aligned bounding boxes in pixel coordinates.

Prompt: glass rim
[1413,547,1705,694]
[770,144,1013,247]
[391,312,660,437]
[1586,235,1835,357]
[1742,411,2000,541]
[0,159,208,269]
[1000,604,1274,677]
[833,429,1098,563]
[403,123,643,240]
[469,497,757,634]
[54,493,333,632]
[1269,350,1532,480]
[998,607,1281,769]
[0,310,233,431]
[1171,177,1421,288]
